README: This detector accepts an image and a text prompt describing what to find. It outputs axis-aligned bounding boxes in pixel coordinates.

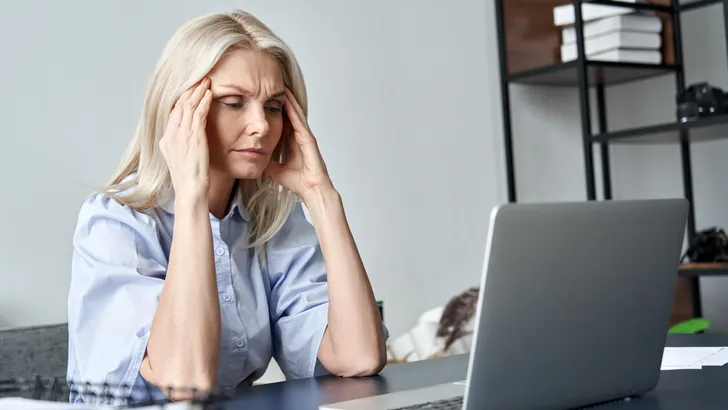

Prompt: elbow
[320,328,387,377]
[334,352,387,377]
[140,356,217,400]
[355,342,388,376]
[355,356,386,377]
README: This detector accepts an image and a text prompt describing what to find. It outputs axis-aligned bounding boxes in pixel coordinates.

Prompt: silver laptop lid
[464,199,689,409]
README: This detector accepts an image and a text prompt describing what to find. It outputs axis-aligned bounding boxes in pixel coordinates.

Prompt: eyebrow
[218,84,285,100]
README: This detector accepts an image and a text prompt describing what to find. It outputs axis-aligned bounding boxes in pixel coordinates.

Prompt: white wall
[0,0,504,345]
[510,6,728,330]
[7,0,724,343]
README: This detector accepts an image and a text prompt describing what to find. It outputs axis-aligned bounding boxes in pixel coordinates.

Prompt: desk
[223,334,728,409]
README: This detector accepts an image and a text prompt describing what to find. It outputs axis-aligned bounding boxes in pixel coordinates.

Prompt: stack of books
[553,0,664,64]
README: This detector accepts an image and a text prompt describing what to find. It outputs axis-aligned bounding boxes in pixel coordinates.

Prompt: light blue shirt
[67,189,386,405]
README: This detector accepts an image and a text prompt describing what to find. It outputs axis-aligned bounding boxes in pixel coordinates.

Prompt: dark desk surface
[222,334,728,409]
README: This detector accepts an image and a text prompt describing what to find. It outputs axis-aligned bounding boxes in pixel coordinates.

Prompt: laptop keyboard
[391,396,463,409]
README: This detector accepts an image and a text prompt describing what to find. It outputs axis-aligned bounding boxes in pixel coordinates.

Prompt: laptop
[321,199,689,410]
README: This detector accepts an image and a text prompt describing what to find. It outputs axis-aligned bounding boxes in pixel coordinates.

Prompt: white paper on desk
[661,363,703,371]
[660,347,728,371]
[698,346,728,366]
[0,397,201,410]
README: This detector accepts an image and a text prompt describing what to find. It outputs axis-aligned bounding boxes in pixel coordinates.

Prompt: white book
[561,31,661,61]
[563,48,662,64]
[562,14,662,44]
[553,0,649,27]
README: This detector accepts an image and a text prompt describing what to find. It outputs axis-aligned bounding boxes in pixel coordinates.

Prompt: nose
[245,105,269,138]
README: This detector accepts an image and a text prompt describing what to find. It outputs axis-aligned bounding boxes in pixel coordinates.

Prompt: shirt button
[235,338,244,348]
[215,247,225,256]
[222,293,232,302]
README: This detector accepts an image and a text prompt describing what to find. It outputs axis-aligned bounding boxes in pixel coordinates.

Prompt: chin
[229,163,266,180]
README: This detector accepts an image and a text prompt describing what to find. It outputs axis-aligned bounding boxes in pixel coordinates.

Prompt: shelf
[679,263,728,277]
[507,61,678,86]
[592,114,728,143]
[585,0,719,12]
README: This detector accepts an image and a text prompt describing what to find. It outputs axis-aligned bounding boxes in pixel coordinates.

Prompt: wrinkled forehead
[207,49,284,98]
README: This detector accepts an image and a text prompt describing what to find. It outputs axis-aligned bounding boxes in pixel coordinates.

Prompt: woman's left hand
[267,88,334,201]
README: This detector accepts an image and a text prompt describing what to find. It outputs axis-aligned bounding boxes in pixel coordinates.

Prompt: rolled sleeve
[267,203,330,379]
[67,193,167,405]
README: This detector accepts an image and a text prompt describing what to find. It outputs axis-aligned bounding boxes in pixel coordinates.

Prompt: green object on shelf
[668,318,711,334]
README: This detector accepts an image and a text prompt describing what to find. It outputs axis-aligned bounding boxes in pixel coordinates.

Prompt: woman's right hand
[146,83,221,400]
[159,78,213,207]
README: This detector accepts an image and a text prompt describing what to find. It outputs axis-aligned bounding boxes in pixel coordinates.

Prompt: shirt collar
[159,186,250,221]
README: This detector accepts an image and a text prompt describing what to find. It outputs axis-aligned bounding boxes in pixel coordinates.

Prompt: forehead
[207,49,284,92]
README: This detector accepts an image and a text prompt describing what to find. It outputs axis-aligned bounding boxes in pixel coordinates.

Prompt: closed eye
[217,96,245,109]
[217,96,282,114]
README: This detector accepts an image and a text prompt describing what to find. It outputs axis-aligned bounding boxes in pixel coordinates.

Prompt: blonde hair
[103,10,307,249]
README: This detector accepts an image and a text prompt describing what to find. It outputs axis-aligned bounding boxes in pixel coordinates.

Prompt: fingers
[160,97,184,151]
[168,99,183,128]
[284,88,307,126]
[175,86,195,118]
[180,78,211,134]
[191,90,212,134]
[283,90,312,143]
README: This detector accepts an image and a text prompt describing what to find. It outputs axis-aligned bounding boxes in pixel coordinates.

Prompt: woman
[67,9,387,404]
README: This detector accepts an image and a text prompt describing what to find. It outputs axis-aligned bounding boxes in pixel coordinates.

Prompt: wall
[6,0,723,346]
[510,6,728,329]
[0,0,504,345]
[7,0,723,387]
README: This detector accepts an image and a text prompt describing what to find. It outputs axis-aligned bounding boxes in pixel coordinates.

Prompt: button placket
[216,219,247,354]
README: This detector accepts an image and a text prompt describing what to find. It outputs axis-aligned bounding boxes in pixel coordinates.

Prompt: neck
[208,168,236,219]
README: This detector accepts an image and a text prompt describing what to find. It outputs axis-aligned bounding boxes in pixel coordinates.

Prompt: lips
[235,148,265,155]
[233,148,266,159]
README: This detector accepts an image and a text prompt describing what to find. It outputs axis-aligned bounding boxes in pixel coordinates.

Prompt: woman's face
[204,49,286,180]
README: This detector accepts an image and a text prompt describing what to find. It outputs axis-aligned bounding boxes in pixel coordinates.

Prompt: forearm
[142,199,220,392]
[304,187,386,376]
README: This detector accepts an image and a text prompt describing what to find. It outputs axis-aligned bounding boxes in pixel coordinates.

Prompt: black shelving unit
[494,0,728,319]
